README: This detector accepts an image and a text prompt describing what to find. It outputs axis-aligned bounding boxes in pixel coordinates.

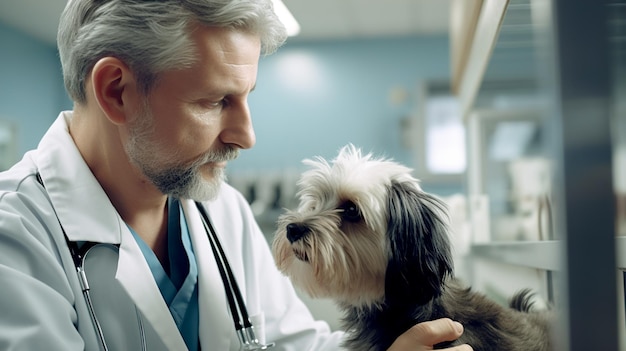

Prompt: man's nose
[220,103,256,149]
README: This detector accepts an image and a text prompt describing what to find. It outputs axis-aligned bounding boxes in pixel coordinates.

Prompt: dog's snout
[286,223,310,243]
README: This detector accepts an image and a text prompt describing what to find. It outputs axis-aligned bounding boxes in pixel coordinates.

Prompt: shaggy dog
[272,145,553,351]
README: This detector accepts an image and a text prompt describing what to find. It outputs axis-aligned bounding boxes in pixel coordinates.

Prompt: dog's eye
[340,201,361,222]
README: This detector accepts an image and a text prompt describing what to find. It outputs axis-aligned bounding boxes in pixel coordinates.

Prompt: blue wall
[0,22,451,177]
[234,36,450,173]
[0,22,69,160]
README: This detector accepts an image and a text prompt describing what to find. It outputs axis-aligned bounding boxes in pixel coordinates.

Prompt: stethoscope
[195,201,275,351]
[38,173,274,351]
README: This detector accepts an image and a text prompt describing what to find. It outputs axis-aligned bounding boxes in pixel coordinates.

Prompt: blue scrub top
[128,197,200,351]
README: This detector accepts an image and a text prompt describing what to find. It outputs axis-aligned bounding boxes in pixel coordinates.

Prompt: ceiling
[0,0,451,46]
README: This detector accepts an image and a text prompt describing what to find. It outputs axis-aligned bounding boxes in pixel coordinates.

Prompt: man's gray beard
[145,152,230,201]
[124,108,238,201]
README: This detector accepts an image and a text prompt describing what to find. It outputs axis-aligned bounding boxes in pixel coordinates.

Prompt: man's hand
[387,318,473,350]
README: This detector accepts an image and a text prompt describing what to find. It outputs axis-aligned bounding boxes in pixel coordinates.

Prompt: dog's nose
[286,223,310,243]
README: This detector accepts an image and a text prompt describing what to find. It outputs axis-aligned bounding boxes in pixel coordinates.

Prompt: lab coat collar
[35,111,121,244]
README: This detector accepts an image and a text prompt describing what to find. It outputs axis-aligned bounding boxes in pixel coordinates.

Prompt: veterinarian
[0,0,472,350]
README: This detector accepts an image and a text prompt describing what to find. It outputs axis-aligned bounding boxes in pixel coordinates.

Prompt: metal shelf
[456,0,621,348]
[471,240,561,271]
[473,237,626,271]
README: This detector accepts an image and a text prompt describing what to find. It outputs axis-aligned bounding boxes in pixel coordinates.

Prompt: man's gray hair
[57,0,288,104]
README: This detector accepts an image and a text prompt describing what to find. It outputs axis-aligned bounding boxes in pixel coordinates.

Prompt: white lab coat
[0,112,344,350]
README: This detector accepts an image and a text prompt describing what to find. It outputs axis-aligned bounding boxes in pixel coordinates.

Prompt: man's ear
[90,57,139,125]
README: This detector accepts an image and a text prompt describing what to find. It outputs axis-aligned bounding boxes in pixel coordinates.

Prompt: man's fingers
[444,345,474,351]
[409,318,464,345]
[387,318,473,351]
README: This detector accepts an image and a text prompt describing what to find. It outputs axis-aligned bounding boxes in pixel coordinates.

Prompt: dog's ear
[384,180,453,306]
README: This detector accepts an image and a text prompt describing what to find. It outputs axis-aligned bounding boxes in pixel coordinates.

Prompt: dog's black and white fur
[272,145,553,351]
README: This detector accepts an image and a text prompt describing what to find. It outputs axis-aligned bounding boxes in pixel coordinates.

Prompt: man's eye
[340,201,361,222]
[218,97,230,107]
[200,98,227,109]
[210,99,225,108]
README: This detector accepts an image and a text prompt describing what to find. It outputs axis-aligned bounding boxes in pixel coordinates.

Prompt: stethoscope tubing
[40,179,112,350]
[76,264,110,351]
[78,244,148,351]
[196,202,252,330]
[195,202,275,350]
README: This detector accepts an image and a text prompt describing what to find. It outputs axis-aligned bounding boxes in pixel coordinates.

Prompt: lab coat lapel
[116,224,189,351]
[181,200,232,351]
[36,113,121,244]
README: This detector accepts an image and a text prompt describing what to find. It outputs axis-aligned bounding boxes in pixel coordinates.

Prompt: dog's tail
[509,289,540,312]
